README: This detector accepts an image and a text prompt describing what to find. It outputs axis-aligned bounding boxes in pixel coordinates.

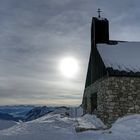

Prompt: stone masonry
[82,76,140,125]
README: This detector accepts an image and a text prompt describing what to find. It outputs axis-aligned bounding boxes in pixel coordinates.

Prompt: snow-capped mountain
[0,105,34,118]
[24,106,83,121]
[0,105,35,121]
[0,112,22,121]
[24,106,55,121]
[0,105,83,122]
[0,112,15,120]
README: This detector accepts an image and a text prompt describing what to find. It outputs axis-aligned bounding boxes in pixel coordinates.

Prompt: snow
[76,114,106,130]
[0,120,17,130]
[0,114,77,140]
[97,42,140,72]
[24,106,55,121]
[0,113,140,140]
[109,114,140,139]
[24,106,83,121]
[47,106,83,118]
[69,106,83,117]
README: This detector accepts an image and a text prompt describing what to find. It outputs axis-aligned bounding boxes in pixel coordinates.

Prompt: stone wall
[82,76,140,124]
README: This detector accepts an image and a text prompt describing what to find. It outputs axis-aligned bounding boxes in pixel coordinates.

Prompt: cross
[97,8,102,18]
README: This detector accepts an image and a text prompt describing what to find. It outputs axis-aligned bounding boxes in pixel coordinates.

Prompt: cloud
[0,0,140,105]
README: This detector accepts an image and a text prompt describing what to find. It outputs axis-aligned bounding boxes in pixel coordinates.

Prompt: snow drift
[0,108,140,140]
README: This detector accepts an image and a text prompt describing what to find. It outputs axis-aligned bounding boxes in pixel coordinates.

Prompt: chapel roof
[97,42,140,73]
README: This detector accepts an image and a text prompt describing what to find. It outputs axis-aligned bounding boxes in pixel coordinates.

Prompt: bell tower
[91,9,109,45]
[85,10,109,87]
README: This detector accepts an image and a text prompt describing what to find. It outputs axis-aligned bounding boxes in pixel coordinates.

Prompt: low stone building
[82,15,140,125]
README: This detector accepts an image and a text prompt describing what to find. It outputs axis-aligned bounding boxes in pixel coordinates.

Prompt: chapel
[82,10,140,124]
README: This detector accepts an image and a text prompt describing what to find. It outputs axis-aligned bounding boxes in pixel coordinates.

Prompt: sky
[0,0,140,106]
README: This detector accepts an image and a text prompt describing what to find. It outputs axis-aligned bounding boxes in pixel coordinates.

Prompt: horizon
[0,104,81,107]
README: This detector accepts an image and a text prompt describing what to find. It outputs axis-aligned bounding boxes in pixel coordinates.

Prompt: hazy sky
[0,0,140,106]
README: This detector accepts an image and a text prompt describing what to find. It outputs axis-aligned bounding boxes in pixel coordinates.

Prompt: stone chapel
[82,13,140,124]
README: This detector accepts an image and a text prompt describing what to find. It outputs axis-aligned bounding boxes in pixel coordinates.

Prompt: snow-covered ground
[0,120,17,130]
[0,113,140,140]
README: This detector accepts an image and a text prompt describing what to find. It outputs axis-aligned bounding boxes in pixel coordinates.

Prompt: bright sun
[59,57,79,78]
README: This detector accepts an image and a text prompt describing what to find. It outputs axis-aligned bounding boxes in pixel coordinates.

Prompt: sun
[59,57,79,78]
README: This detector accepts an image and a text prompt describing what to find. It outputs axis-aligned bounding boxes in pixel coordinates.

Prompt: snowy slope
[24,106,55,121]
[24,106,83,121]
[48,106,83,117]
[0,114,140,140]
[76,114,106,131]
[0,120,17,130]
[0,114,77,140]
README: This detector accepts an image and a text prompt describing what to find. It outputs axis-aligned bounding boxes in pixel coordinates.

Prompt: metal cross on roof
[97,8,102,18]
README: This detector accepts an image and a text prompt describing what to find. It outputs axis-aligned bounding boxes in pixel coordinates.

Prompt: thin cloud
[0,0,140,105]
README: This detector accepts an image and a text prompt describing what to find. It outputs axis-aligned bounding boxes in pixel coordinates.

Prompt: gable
[97,42,140,73]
